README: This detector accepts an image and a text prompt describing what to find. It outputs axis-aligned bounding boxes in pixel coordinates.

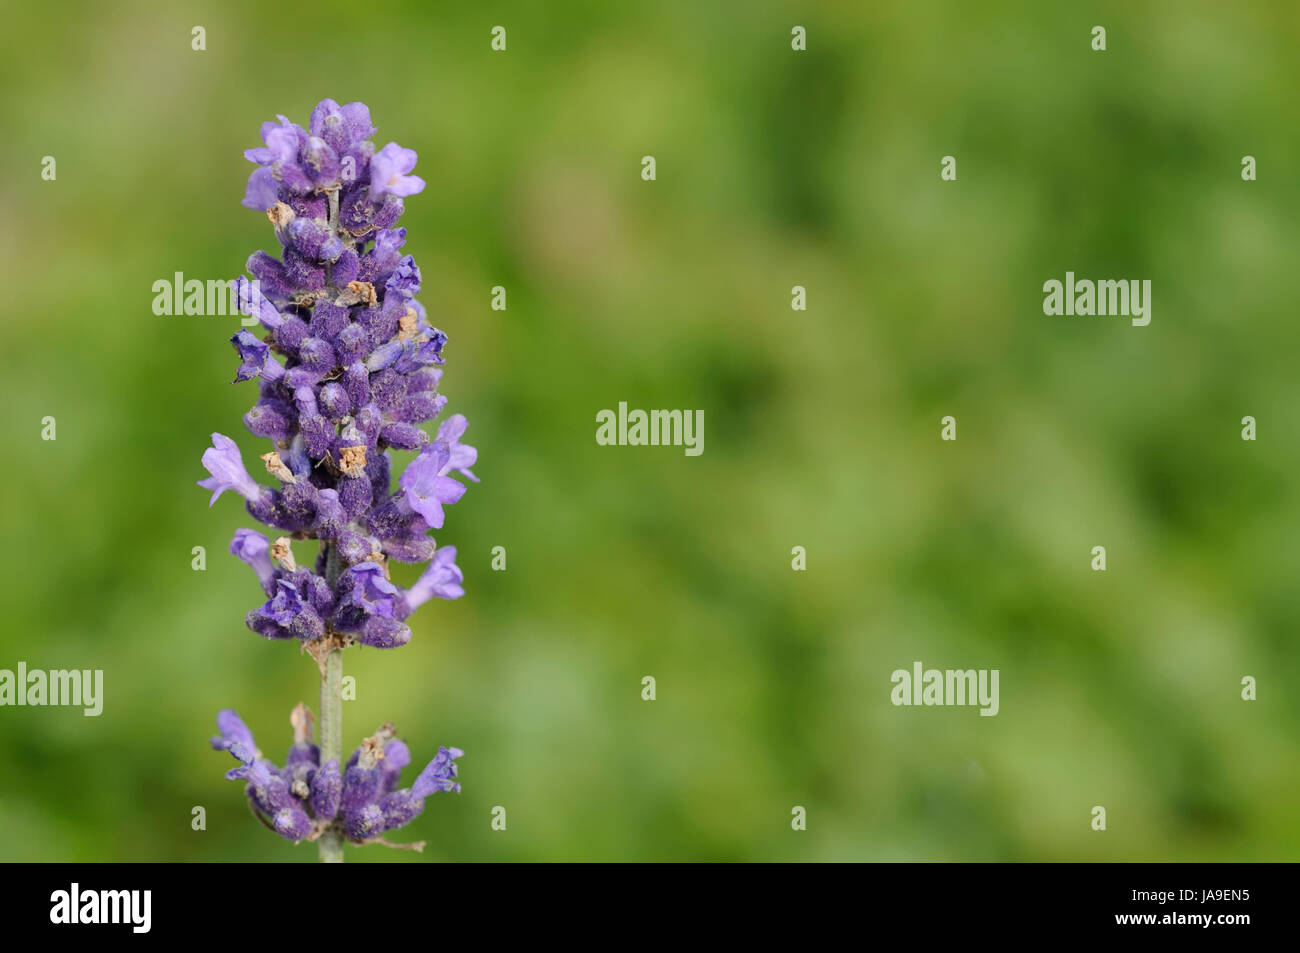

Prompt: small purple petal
[402,546,465,615]
[198,433,265,507]
[398,443,466,529]
[369,142,425,198]
[241,167,279,210]
[233,276,284,330]
[341,763,380,814]
[379,789,425,831]
[356,615,411,649]
[344,803,385,841]
[379,740,411,793]
[273,806,313,841]
[435,414,479,482]
[230,529,276,594]
[231,329,284,383]
[310,759,342,820]
[210,709,259,765]
[412,746,463,798]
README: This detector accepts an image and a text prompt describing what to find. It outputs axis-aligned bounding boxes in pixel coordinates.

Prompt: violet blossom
[202,100,470,860]
[211,709,460,846]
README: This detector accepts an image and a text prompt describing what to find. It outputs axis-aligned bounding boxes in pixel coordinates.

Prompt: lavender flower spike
[203,99,476,860]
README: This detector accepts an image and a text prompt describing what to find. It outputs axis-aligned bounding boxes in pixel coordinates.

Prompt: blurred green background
[1,0,1298,861]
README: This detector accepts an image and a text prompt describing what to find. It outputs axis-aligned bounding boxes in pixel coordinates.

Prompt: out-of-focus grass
[0,0,1297,861]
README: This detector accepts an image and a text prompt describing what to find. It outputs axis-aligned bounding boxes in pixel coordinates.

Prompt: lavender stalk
[318,641,344,862]
[201,99,472,861]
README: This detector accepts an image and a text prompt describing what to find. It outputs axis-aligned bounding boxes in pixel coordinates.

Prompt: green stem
[318,540,345,864]
[318,648,344,863]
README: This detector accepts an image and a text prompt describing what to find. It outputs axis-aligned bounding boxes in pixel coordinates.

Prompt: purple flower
[313,488,346,538]
[385,256,422,297]
[259,579,306,626]
[342,731,463,841]
[332,563,412,648]
[309,99,375,154]
[246,569,331,642]
[212,712,462,848]
[244,116,300,166]
[436,414,478,482]
[342,762,380,815]
[242,167,279,211]
[401,546,464,616]
[233,276,283,329]
[231,330,285,383]
[398,442,466,529]
[337,561,399,619]
[207,102,478,857]
[414,746,463,797]
[369,745,463,833]
[274,806,314,841]
[360,228,407,282]
[301,137,342,188]
[230,529,276,594]
[379,790,424,830]
[310,759,342,820]
[211,709,259,767]
[366,336,445,375]
[378,739,411,794]
[198,433,267,507]
[362,340,402,372]
[244,115,312,195]
[356,616,412,649]
[344,804,385,841]
[229,743,316,841]
[393,336,445,372]
[369,143,425,197]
